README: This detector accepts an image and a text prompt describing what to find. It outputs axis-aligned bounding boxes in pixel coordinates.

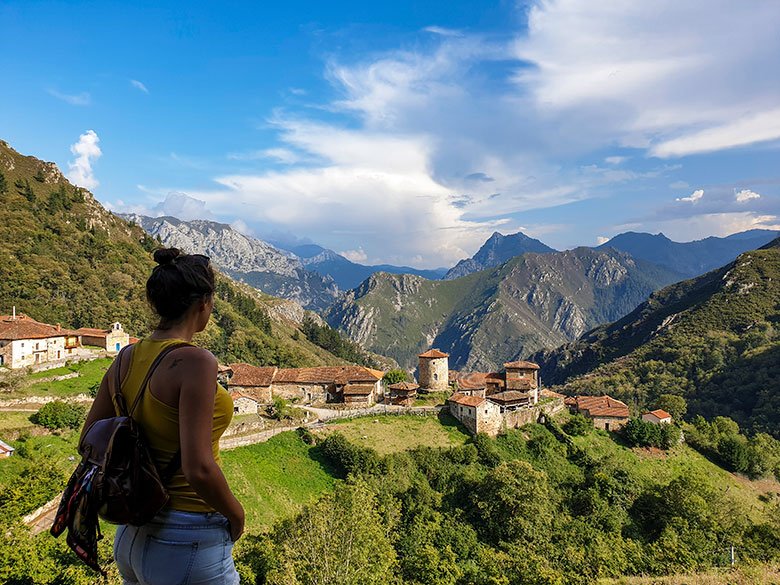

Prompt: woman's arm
[80,363,118,444]
[177,347,245,541]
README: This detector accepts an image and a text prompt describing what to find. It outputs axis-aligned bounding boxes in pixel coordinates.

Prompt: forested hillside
[534,239,780,436]
[0,139,343,367]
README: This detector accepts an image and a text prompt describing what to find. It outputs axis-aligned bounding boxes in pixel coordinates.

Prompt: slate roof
[487,390,532,404]
[418,349,449,359]
[0,314,74,341]
[575,395,629,419]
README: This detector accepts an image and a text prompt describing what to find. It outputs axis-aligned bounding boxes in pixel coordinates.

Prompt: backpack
[50,342,191,574]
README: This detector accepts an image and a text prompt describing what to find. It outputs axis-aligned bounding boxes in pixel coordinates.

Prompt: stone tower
[418,349,449,391]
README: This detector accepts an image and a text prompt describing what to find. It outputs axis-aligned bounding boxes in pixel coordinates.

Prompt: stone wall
[271,382,329,404]
[592,416,628,431]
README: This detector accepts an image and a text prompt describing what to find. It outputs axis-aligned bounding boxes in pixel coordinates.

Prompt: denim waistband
[149,508,228,529]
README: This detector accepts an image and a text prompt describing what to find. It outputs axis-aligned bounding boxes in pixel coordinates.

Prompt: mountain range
[597,230,779,278]
[325,247,682,371]
[121,214,340,312]
[532,238,780,436]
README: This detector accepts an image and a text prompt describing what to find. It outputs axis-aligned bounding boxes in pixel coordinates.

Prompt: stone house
[418,349,449,391]
[226,364,385,406]
[75,322,130,354]
[450,372,488,397]
[385,381,419,406]
[642,409,672,425]
[230,391,261,415]
[227,363,277,403]
[568,395,630,431]
[0,439,15,458]
[0,313,79,369]
[448,393,503,435]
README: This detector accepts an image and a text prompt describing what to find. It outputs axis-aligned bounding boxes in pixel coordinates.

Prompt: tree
[0,171,7,194]
[383,369,409,385]
[265,481,397,585]
[656,394,687,420]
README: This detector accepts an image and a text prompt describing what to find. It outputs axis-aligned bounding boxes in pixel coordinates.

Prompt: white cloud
[514,0,780,157]
[676,189,704,203]
[153,192,213,220]
[650,212,780,241]
[47,89,91,106]
[231,219,254,236]
[66,130,102,190]
[596,236,610,245]
[340,247,368,263]
[228,148,306,165]
[735,188,761,203]
[604,156,627,165]
[423,26,463,37]
[130,79,149,94]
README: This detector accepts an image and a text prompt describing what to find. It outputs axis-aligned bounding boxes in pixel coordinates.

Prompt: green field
[0,411,39,438]
[318,413,471,454]
[220,431,339,531]
[4,358,112,399]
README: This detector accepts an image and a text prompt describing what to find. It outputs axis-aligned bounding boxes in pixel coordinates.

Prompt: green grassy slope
[0,139,344,368]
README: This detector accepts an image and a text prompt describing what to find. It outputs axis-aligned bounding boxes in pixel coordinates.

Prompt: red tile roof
[449,392,485,407]
[575,395,629,419]
[228,363,278,387]
[541,389,566,399]
[418,349,449,359]
[75,327,110,337]
[504,360,540,370]
[230,390,258,401]
[274,366,383,384]
[388,381,419,391]
[646,409,672,420]
[0,314,73,341]
[343,383,376,396]
[456,372,490,390]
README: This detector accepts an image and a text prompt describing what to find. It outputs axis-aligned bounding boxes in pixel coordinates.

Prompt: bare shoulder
[167,345,217,371]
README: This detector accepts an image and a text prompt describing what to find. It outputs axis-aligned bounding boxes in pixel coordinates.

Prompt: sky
[1,0,779,269]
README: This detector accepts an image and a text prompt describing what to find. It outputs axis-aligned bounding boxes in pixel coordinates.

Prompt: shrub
[563,413,592,436]
[29,400,86,430]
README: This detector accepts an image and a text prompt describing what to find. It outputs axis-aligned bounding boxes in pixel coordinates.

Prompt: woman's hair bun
[153,247,181,266]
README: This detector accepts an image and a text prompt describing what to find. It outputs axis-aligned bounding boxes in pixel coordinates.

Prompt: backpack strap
[111,345,132,417]
[118,341,192,483]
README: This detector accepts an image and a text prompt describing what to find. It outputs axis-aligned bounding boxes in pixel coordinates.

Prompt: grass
[413,390,450,406]
[598,565,780,584]
[10,358,111,399]
[318,412,470,455]
[0,431,79,487]
[220,431,339,532]
[0,411,39,437]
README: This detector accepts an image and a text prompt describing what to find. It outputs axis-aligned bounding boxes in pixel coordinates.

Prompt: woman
[82,248,244,585]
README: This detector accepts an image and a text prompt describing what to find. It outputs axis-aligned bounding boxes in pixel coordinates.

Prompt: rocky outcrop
[122,215,339,312]
[444,230,555,279]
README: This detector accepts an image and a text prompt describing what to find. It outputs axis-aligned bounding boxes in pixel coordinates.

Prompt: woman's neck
[148,322,198,342]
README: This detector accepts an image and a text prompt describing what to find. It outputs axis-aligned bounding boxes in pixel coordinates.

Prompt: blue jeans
[114,509,240,585]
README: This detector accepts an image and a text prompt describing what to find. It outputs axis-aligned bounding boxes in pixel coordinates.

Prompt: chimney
[56,323,61,332]
[12,306,16,320]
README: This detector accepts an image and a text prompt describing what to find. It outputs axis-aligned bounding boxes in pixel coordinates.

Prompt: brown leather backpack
[51,342,190,573]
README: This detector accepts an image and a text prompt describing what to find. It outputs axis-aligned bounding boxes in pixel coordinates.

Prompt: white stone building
[0,313,80,369]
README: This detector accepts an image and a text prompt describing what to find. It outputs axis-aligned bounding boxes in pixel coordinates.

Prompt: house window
[234,406,239,413]
[433,373,438,381]
[605,422,610,431]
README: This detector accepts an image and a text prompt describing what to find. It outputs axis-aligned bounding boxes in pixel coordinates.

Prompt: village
[0,308,674,457]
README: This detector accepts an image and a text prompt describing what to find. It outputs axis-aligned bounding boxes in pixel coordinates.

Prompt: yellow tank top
[119,338,233,512]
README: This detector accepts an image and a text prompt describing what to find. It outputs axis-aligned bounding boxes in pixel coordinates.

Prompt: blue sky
[1,0,779,268]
